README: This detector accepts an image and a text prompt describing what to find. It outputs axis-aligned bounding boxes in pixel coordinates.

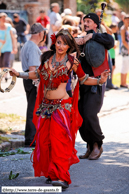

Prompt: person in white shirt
[111,12,120,25]
[48,3,62,48]
[111,12,119,42]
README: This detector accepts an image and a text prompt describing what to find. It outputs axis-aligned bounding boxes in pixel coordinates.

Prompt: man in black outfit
[78,13,114,160]
[13,13,30,44]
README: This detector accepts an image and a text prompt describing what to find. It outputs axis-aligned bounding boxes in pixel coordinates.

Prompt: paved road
[1,49,129,194]
[0,107,129,194]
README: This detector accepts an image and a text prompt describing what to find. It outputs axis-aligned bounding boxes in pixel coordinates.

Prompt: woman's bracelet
[80,74,89,85]
[97,77,103,86]
[17,72,29,79]
[35,69,40,79]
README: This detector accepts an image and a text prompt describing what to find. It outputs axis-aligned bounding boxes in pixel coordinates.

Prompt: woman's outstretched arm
[10,68,40,80]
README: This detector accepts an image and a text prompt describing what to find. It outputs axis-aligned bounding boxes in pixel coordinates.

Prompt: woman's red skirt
[31,97,82,184]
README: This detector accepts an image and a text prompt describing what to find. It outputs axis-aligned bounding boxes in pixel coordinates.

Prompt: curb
[0,134,25,152]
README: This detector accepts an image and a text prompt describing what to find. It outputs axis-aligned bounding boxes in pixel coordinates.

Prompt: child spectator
[108,23,118,87]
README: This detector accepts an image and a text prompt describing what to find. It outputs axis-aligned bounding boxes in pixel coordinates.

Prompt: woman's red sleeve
[75,63,85,78]
[38,64,43,71]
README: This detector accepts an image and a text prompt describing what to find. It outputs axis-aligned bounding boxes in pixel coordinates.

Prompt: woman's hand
[12,48,18,54]
[99,70,110,84]
[9,69,19,77]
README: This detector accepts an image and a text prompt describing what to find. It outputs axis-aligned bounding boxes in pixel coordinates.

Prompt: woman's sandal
[45,178,52,184]
[52,180,69,189]
[120,85,128,88]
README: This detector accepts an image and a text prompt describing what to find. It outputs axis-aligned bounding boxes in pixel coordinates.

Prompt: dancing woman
[10,29,109,189]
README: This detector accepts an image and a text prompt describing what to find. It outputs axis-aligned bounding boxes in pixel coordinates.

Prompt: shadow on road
[0,141,129,194]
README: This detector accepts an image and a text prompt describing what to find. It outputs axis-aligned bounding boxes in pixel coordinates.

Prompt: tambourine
[0,69,16,93]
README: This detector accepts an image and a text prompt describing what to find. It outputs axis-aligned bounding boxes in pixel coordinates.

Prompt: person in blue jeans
[118,12,126,54]
[0,12,17,81]
[13,13,30,45]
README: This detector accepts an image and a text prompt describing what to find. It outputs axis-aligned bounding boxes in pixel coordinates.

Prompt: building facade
[0,0,77,25]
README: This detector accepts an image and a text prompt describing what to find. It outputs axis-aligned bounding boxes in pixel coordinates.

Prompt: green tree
[115,0,129,12]
[77,0,109,13]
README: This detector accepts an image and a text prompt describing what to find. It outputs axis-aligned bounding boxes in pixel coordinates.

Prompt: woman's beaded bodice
[39,60,69,90]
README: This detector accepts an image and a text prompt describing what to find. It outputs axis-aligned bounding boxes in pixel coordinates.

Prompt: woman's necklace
[51,53,68,68]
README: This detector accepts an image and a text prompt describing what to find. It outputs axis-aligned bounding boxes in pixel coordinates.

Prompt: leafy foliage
[9,171,19,180]
[0,148,33,157]
[16,148,30,154]
[115,0,129,12]
[0,151,16,157]
[77,0,107,13]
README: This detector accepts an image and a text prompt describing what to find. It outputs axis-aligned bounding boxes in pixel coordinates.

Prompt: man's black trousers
[23,79,37,144]
[78,84,105,149]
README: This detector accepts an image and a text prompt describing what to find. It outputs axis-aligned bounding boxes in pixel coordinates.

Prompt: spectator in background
[76,11,84,28]
[96,9,112,34]
[62,15,74,26]
[20,23,46,147]
[54,20,62,34]
[73,16,80,27]
[111,12,120,25]
[120,14,129,88]
[63,8,72,16]
[5,17,17,68]
[0,13,17,81]
[36,9,50,31]
[108,23,119,90]
[111,12,119,41]
[118,11,126,54]
[61,25,73,34]
[13,13,30,45]
[48,3,62,48]
[36,9,50,48]
[72,27,79,38]
[79,15,86,36]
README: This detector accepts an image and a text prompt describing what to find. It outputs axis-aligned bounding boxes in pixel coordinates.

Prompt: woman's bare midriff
[44,83,69,100]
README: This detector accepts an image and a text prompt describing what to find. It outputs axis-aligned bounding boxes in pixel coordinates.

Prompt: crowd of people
[0,1,129,190]
[0,4,129,87]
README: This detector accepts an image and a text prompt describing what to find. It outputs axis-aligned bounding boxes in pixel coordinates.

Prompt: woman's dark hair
[41,29,80,65]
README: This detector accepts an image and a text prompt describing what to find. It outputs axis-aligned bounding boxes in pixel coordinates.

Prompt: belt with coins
[36,98,72,118]
[0,68,16,93]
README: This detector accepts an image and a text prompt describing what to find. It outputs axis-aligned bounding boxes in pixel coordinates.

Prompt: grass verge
[0,113,25,134]
[0,136,10,144]
[112,73,129,87]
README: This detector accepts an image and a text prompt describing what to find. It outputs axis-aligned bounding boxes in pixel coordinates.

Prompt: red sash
[91,50,109,77]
